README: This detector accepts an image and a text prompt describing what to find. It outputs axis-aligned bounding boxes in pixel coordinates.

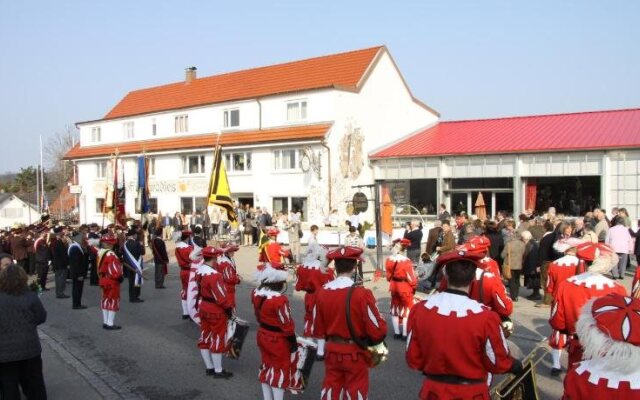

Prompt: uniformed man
[87,223,101,286]
[259,227,290,269]
[68,231,88,309]
[33,228,50,291]
[314,246,387,400]
[562,293,640,399]
[215,243,242,310]
[50,226,70,299]
[385,238,417,340]
[97,234,124,330]
[406,250,522,400]
[123,227,144,303]
[151,227,169,289]
[175,230,194,319]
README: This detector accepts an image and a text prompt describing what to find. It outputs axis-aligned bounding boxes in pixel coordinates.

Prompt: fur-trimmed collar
[568,272,617,290]
[424,291,486,317]
[388,254,409,262]
[554,255,580,266]
[475,268,495,280]
[301,259,323,270]
[574,360,640,389]
[323,276,353,290]
[196,264,218,276]
[176,242,190,249]
[254,288,282,299]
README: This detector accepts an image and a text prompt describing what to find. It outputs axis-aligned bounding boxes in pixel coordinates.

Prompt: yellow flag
[207,145,237,222]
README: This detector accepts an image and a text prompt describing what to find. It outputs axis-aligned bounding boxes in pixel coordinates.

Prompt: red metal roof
[64,123,331,160]
[101,47,382,120]
[371,108,640,158]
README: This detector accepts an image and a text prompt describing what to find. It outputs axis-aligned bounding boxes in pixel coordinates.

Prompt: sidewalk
[40,334,102,400]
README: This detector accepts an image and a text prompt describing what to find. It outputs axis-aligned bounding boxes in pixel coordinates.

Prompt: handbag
[503,243,512,280]
[346,285,388,368]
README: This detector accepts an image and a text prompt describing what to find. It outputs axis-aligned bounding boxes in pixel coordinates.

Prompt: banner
[207,145,237,221]
[114,158,126,226]
[137,156,150,214]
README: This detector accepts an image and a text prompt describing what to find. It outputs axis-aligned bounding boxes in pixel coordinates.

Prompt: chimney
[185,66,197,83]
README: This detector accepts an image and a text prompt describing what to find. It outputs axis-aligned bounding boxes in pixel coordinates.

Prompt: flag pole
[39,135,44,213]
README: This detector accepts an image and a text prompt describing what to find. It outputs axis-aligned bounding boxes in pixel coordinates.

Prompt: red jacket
[252,288,295,337]
[98,250,123,287]
[175,242,193,269]
[259,240,290,268]
[440,268,513,318]
[215,255,241,291]
[479,257,501,277]
[563,360,640,399]
[546,255,584,297]
[196,265,232,314]
[385,254,417,293]
[295,261,334,294]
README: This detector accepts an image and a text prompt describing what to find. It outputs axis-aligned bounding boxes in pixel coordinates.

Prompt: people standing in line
[406,251,521,400]
[522,230,541,301]
[123,228,144,303]
[385,238,417,340]
[34,229,50,291]
[435,220,456,255]
[0,263,48,399]
[151,227,168,289]
[49,227,70,299]
[501,231,525,301]
[87,224,101,286]
[68,231,88,310]
[313,246,387,400]
[196,247,234,378]
[606,216,632,280]
[97,234,123,330]
[403,219,423,264]
[175,230,194,319]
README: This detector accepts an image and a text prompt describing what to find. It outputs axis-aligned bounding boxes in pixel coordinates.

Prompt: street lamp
[395,204,426,226]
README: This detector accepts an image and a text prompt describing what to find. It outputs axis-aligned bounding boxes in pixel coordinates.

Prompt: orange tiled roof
[64,123,332,160]
[102,47,383,120]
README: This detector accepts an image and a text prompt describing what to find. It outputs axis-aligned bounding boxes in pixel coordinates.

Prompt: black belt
[259,323,282,333]
[392,277,406,282]
[424,374,485,385]
[327,335,355,344]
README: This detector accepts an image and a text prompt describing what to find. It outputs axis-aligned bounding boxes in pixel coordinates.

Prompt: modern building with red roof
[370,108,640,219]
[65,46,438,224]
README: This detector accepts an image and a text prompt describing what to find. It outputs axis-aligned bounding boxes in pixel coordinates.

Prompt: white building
[370,108,640,223]
[0,193,42,229]
[65,46,438,225]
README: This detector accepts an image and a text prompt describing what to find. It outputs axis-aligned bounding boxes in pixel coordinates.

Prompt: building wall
[609,149,640,223]
[0,196,41,229]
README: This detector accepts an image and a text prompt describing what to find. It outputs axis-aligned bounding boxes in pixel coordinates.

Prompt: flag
[137,156,150,214]
[114,158,126,226]
[207,145,237,221]
[257,229,269,257]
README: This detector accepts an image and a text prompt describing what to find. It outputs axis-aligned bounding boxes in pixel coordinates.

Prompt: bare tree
[44,125,78,187]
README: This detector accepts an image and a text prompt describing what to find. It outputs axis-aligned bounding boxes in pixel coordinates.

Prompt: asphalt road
[37,243,637,400]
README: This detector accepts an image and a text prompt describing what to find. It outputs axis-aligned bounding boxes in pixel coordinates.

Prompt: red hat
[459,236,491,253]
[393,238,411,247]
[202,246,224,259]
[576,242,614,262]
[221,244,240,254]
[181,229,192,236]
[577,293,640,371]
[100,234,118,244]
[436,249,484,267]
[326,246,364,261]
[266,227,280,237]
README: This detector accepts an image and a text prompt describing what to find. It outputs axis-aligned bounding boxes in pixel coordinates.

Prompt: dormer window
[175,114,188,133]
[91,127,101,143]
[223,109,240,128]
[123,122,135,139]
[287,100,307,122]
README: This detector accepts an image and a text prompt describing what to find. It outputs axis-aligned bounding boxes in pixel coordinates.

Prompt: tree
[44,125,77,188]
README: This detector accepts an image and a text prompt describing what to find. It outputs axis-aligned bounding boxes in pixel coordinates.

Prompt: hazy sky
[1,0,638,173]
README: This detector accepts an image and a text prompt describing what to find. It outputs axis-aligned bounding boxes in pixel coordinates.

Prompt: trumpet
[490,342,549,400]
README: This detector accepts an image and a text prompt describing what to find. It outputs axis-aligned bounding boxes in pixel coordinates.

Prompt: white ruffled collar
[323,276,353,290]
[388,254,409,262]
[196,264,218,276]
[568,272,617,290]
[424,291,486,317]
[254,288,282,298]
[554,255,580,266]
[575,360,640,390]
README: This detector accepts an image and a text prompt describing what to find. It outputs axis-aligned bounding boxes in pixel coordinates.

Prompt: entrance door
[451,193,468,216]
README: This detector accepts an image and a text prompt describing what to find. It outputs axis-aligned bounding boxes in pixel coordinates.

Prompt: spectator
[527,217,545,241]
[516,213,530,234]
[202,210,211,241]
[0,253,12,271]
[535,220,557,307]
[162,213,173,241]
[343,225,365,280]
[403,219,423,264]
[424,220,442,256]
[437,203,450,222]
[286,211,301,263]
[593,208,609,242]
[485,221,504,267]
[606,216,632,280]
[521,231,541,300]
[0,264,47,399]
[630,220,640,270]
[436,220,455,255]
[502,231,525,301]
[582,221,598,243]
[572,217,584,238]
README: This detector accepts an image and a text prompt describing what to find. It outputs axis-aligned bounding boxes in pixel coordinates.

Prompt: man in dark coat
[10,228,31,273]
[535,221,557,307]
[425,220,442,256]
[68,232,88,309]
[34,230,50,290]
[123,228,144,303]
[87,224,101,286]
[49,227,70,298]
[151,227,169,289]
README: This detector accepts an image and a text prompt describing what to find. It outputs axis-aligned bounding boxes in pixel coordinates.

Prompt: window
[223,109,240,128]
[1,208,23,218]
[181,155,206,175]
[273,149,299,171]
[180,197,207,215]
[96,161,107,178]
[148,157,156,176]
[152,118,157,136]
[123,122,134,139]
[95,198,105,213]
[148,198,158,214]
[223,152,252,172]
[287,100,307,122]
[175,114,188,133]
[273,197,289,214]
[91,127,101,143]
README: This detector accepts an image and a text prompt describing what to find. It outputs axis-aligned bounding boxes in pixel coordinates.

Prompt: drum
[226,317,250,360]
[288,337,318,394]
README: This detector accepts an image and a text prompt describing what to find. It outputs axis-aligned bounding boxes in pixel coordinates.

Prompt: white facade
[0,194,42,229]
[72,49,438,225]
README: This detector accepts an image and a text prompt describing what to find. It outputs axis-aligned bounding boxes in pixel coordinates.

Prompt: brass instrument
[490,343,549,400]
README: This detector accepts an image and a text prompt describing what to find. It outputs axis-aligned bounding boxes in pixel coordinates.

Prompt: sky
[0,0,638,173]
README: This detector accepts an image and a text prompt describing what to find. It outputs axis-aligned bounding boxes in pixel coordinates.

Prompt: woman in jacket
[521,231,541,300]
[0,264,47,399]
[501,231,525,301]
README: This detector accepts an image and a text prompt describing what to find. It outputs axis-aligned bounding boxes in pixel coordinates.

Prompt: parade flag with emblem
[114,158,127,226]
[257,229,269,257]
[207,145,237,221]
[137,156,150,214]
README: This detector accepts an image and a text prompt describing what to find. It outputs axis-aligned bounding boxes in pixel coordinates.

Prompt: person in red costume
[406,250,522,400]
[632,267,640,298]
[295,239,332,360]
[196,246,234,378]
[215,243,242,310]
[175,230,194,319]
[97,234,123,330]
[252,264,298,400]
[259,227,291,269]
[459,236,501,277]
[314,246,388,400]
[563,293,640,399]
[550,242,627,371]
[385,238,417,340]
[546,237,586,376]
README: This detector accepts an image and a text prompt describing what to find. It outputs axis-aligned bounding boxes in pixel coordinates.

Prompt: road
[39,242,634,400]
